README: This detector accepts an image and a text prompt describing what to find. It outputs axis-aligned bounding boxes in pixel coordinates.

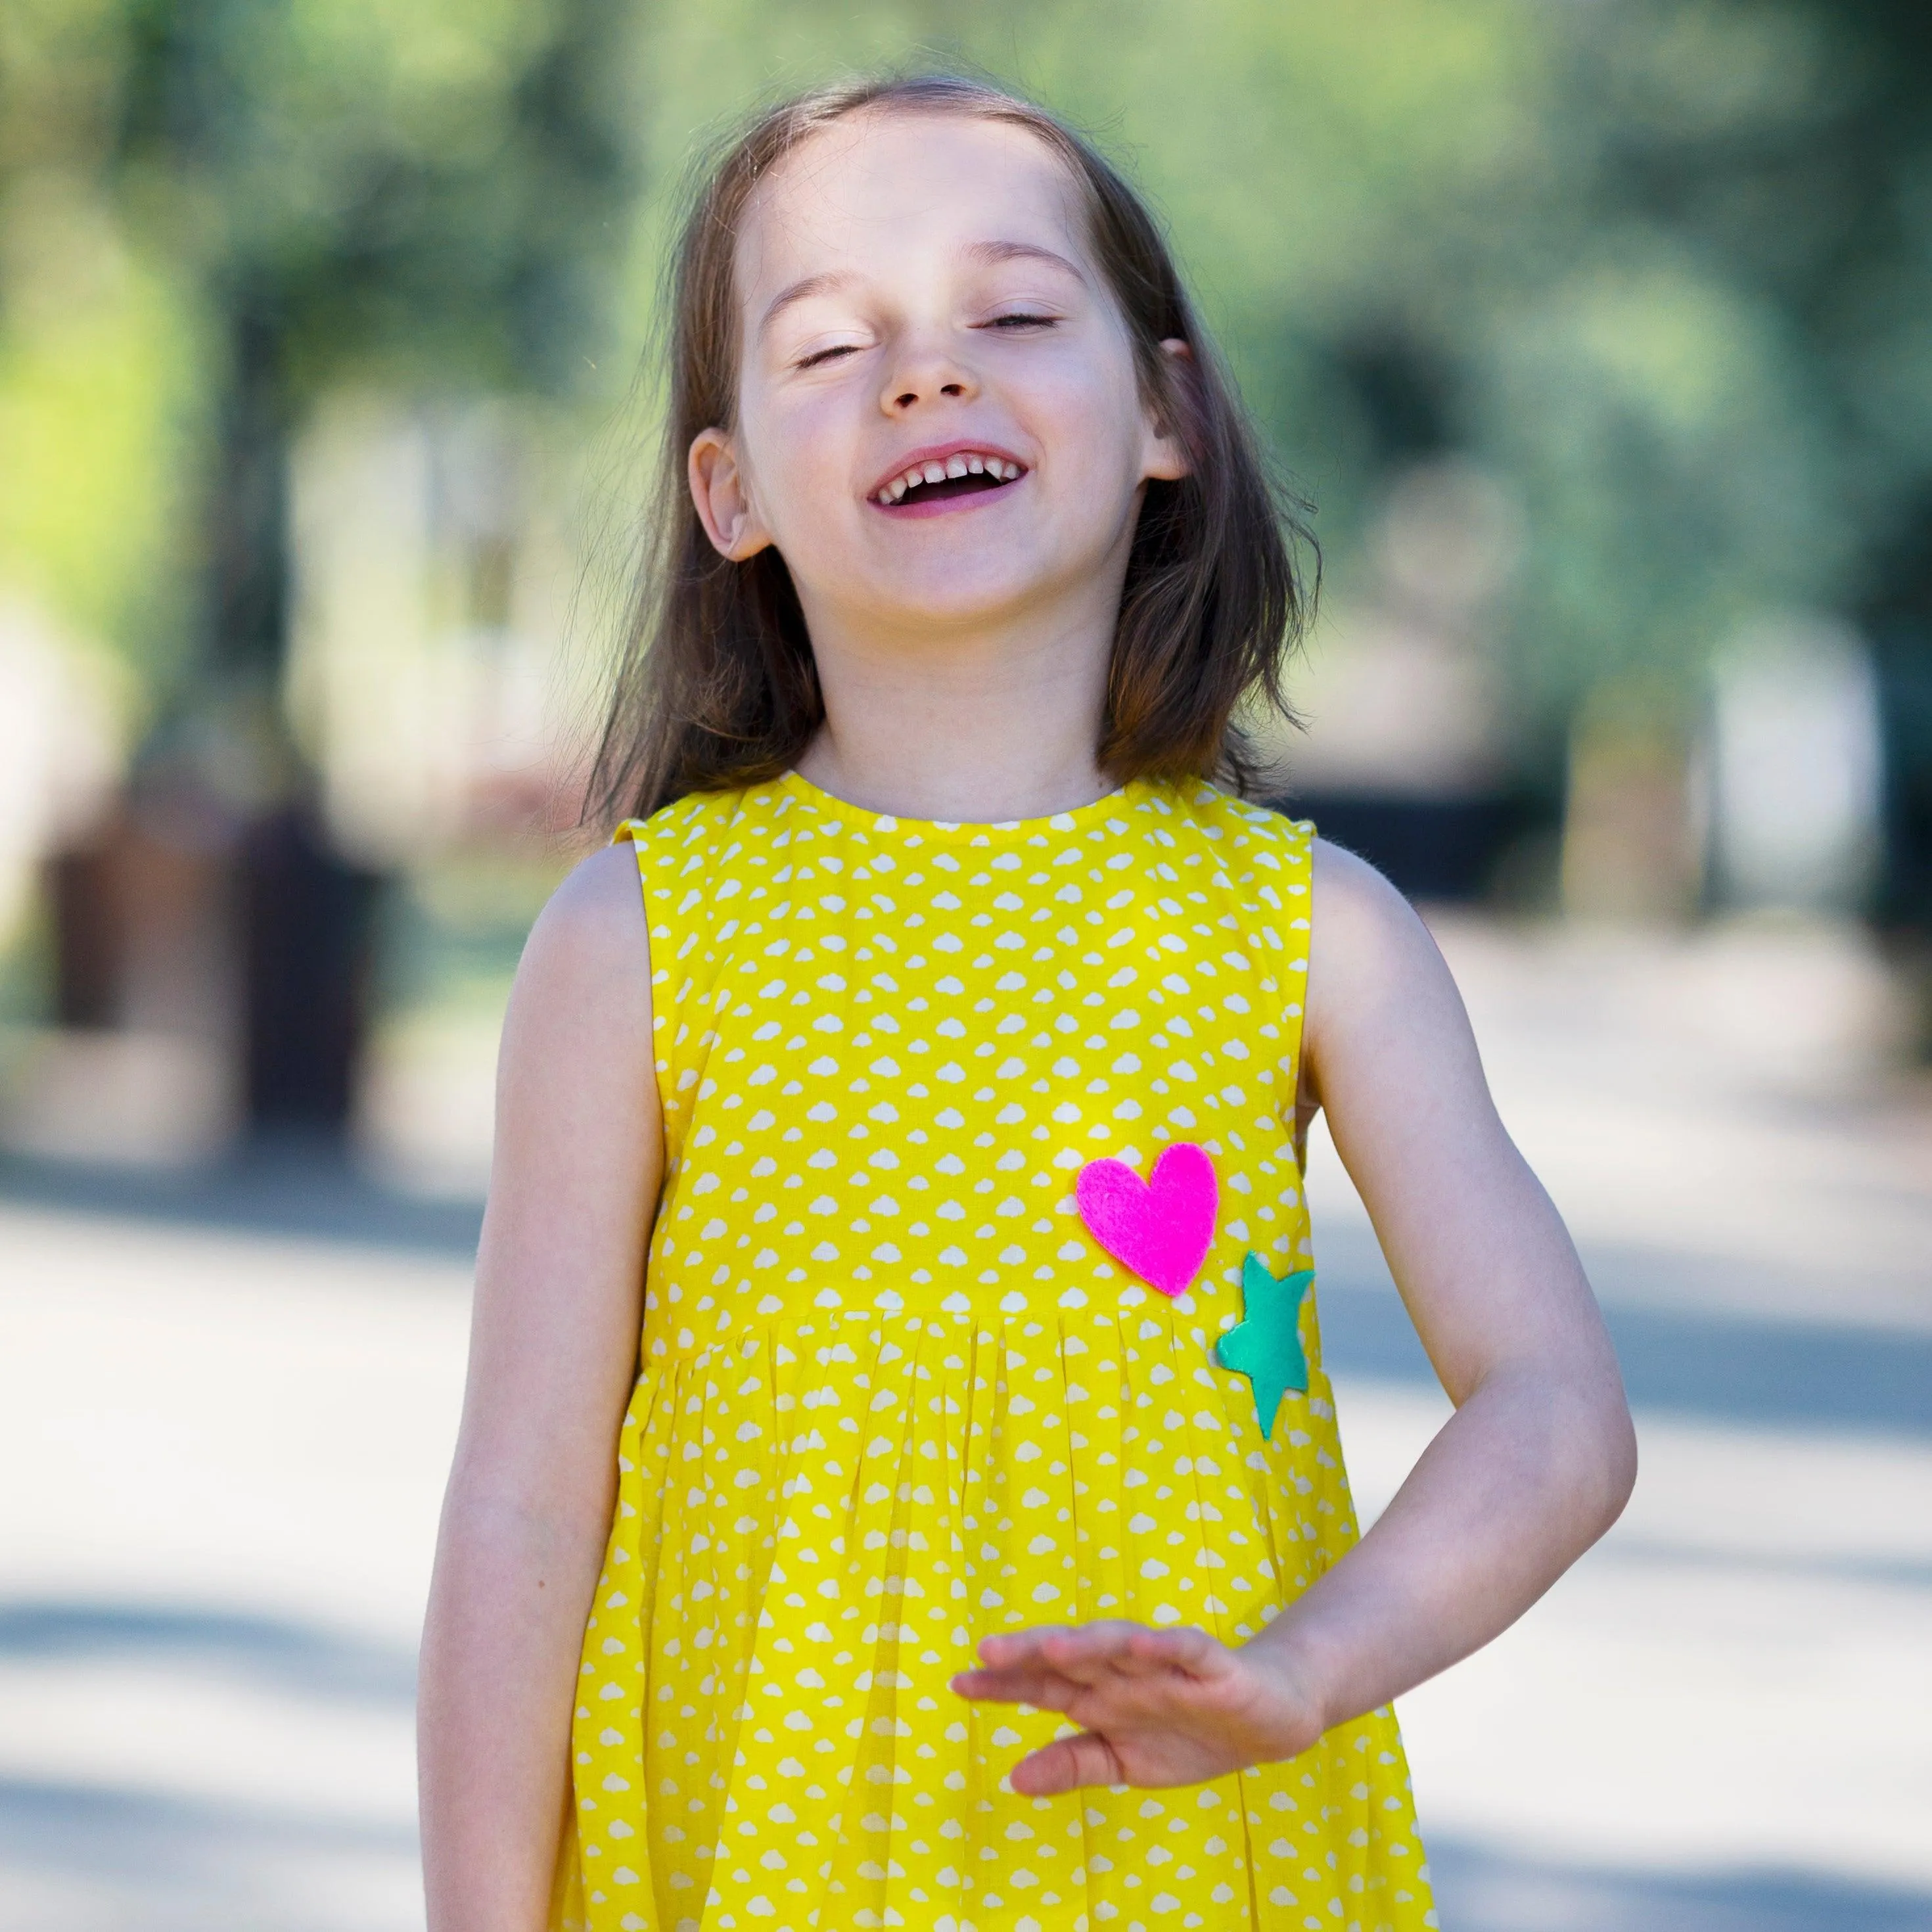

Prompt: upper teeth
[876,455,1022,503]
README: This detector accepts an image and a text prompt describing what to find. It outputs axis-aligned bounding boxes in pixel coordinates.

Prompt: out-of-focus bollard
[1559,683,1704,924]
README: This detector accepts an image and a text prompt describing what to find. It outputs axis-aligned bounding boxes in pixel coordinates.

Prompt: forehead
[735,110,1091,304]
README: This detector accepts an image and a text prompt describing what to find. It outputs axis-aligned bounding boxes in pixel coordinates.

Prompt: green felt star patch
[1212,1254,1313,1440]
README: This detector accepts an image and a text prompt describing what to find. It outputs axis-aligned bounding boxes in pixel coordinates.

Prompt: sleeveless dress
[551,771,1436,1932]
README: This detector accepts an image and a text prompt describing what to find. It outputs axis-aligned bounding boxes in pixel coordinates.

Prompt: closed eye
[797,342,863,369]
[981,311,1059,331]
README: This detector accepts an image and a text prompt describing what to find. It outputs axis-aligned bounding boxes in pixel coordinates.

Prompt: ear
[1140,338,1195,483]
[689,428,773,560]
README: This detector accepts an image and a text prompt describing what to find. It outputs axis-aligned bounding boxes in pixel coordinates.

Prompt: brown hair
[586,73,1314,825]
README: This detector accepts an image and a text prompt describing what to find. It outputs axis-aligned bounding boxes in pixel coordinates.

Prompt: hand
[948,1619,1325,1795]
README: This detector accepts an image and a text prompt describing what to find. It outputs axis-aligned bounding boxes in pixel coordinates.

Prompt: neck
[791,576,1122,825]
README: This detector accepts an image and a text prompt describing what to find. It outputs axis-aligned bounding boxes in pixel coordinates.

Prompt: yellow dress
[552,771,1436,1932]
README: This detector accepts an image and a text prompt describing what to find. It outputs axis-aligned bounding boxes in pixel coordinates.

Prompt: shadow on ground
[1429,1837,1932,1932]
[8,1150,1927,1440]
[0,1144,481,1258]
[0,1600,415,1704]
[3,1596,1928,1931]
[0,1774,420,1932]
[0,1601,423,1931]
[1312,1221,1932,1441]
[5,1766,1927,1932]
[5,1155,1927,1931]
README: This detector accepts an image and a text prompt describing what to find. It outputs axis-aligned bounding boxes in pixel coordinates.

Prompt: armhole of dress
[611,817,670,1124]
[610,817,653,954]
[610,817,649,885]
[1285,817,1317,1178]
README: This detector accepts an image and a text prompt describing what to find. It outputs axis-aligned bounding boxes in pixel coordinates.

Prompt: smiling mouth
[873,452,1026,507]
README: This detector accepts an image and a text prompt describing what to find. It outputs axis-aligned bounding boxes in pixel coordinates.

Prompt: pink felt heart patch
[1075,1143,1218,1298]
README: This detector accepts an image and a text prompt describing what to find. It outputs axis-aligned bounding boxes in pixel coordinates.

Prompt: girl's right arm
[418,843,661,1932]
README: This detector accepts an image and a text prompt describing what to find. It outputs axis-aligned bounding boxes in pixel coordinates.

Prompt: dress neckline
[775,766,1140,840]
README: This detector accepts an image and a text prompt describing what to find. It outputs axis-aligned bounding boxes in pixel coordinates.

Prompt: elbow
[1599,1391,1640,1530]
[1565,1370,1637,1544]
[1500,1352,1637,1546]
[1548,1322,1641,1540]
[440,1471,612,1554]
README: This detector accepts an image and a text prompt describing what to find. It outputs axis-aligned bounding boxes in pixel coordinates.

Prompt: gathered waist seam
[633,1295,1262,1368]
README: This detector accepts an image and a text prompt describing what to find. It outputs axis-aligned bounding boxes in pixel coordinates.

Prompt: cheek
[1030,354,1151,486]
[739,392,851,529]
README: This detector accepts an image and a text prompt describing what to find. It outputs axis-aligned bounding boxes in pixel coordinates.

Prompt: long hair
[586,74,1314,825]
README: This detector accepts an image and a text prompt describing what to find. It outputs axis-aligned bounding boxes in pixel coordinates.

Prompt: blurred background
[1,3,1929,1928]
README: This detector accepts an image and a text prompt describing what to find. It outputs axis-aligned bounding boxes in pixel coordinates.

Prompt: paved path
[0,914,1926,1930]
[1318,913,1932,1929]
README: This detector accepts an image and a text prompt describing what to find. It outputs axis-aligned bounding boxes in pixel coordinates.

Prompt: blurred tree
[1540,0,1932,956]
[8,0,1932,1055]
[22,0,647,1139]
[517,0,1932,924]
[114,0,644,704]
[0,1,205,704]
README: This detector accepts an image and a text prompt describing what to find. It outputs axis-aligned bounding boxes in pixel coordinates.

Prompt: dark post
[239,807,382,1136]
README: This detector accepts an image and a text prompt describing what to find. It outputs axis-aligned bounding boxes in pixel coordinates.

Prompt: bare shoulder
[521,842,649,980]
[503,842,653,1056]
[1303,837,1476,1086]
[1308,837,1443,986]
[536,840,648,946]
[469,840,661,1496]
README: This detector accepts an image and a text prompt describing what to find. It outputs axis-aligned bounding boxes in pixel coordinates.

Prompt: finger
[978,1617,1180,1661]
[1030,1627,1151,1688]
[1036,1648,1254,1741]
[975,1622,1162,1689]
[1040,1621,1222,1683]
[1132,1623,1231,1679]
[965,1674,1171,1741]
[1011,1619,1151,1670]
[950,1665,1086,1710]
[970,1622,1232,1703]
[1074,1622,1223,1687]
[975,1624,1074,1668]
[1007,1729,1125,1798]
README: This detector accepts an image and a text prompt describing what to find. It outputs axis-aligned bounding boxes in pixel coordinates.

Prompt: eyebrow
[965,239,1091,284]
[759,271,852,334]
[757,240,1091,335]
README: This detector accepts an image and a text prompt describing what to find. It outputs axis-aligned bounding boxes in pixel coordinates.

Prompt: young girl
[418,74,1636,1932]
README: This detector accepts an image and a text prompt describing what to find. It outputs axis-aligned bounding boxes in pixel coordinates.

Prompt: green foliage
[3,0,1929,771]
[607,0,1926,756]
[1,0,202,702]
[1,0,651,724]
[0,177,206,693]
[613,0,1546,557]
[108,0,646,398]
[1473,249,1843,739]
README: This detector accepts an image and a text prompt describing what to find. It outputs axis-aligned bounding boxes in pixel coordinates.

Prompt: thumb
[1009,1730,1124,1797]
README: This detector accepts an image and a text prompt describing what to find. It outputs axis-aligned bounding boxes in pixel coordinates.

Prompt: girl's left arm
[954,839,1637,1794]
[1233,839,1638,1729]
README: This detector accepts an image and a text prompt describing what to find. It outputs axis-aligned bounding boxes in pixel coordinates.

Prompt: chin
[847,547,1116,636]
[825,566,1044,632]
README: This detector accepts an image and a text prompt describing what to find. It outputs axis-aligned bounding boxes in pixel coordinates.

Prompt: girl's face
[691,109,1187,639]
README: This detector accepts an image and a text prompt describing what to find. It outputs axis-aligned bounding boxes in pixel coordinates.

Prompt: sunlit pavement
[1,914,1928,1931]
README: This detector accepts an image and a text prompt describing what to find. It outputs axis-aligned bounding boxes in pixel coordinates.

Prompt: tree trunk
[208,298,384,1147]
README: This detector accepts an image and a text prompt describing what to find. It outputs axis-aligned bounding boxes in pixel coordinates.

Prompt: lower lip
[869,475,1026,519]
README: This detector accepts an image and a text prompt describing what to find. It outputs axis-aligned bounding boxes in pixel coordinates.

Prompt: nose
[879,332,978,415]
